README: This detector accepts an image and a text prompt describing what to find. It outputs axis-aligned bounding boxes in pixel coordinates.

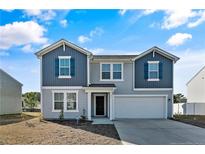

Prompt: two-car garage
[114,95,167,119]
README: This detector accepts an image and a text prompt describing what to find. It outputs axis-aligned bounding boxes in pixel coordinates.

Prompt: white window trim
[58,56,71,79]
[100,62,124,81]
[52,90,79,112]
[148,61,160,81]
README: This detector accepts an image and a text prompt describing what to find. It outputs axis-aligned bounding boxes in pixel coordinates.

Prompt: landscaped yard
[173,115,205,128]
[0,112,121,145]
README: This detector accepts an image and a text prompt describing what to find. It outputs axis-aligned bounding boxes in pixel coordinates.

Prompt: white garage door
[114,95,167,119]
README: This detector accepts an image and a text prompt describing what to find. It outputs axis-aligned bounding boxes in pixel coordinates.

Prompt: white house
[186,66,205,115]
[0,69,23,115]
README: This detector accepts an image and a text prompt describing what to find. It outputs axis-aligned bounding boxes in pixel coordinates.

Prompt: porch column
[109,92,113,120]
[87,92,91,121]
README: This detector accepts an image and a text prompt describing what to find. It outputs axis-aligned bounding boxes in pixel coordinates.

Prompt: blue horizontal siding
[134,52,173,88]
[42,45,87,86]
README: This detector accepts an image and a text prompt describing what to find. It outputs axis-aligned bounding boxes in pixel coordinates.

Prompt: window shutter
[70,58,75,76]
[159,62,163,79]
[144,62,148,80]
[55,58,59,77]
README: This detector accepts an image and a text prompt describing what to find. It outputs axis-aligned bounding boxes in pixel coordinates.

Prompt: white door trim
[94,94,107,117]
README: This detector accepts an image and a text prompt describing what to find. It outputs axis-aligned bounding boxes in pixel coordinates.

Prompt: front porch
[84,84,116,121]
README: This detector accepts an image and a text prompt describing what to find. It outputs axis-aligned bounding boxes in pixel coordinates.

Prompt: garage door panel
[114,96,166,119]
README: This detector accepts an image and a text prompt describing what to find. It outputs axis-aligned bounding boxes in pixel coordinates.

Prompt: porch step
[92,118,113,125]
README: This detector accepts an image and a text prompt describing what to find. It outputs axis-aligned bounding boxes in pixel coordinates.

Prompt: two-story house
[35,39,179,120]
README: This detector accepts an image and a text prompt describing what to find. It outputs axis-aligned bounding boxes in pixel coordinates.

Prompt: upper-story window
[102,64,111,79]
[148,61,159,81]
[113,64,122,80]
[58,56,71,78]
[101,63,123,81]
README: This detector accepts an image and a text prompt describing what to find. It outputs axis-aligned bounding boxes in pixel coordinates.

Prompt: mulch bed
[173,115,205,128]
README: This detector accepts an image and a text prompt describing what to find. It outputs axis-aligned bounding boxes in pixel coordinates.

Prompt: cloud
[88,48,105,54]
[162,10,196,29]
[60,19,68,27]
[161,10,205,29]
[118,9,127,16]
[42,43,51,48]
[78,27,104,44]
[167,33,192,46]
[128,9,158,24]
[0,21,48,50]
[142,9,158,15]
[89,27,104,37]
[187,10,205,28]
[24,9,56,21]
[21,44,34,53]
[78,35,91,44]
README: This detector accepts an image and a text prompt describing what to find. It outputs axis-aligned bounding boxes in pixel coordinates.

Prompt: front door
[94,94,106,116]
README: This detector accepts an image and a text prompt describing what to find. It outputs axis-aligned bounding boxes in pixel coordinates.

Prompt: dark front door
[96,96,105,116]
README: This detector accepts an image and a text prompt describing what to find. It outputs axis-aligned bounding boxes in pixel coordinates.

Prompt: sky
[0,9,205,95]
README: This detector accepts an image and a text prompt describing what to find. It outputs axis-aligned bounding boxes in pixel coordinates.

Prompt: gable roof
[186,66,205,85]
[132,46,180,63]
[0,68,23,86]
[35,39,92,58]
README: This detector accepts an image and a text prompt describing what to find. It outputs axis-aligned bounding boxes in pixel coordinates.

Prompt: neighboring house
[0,69,22,115]
[186,66,205,115]
[35,39,179,120]
[173,102,187,115]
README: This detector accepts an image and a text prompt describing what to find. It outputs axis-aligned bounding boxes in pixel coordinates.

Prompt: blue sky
[0,9,205,95]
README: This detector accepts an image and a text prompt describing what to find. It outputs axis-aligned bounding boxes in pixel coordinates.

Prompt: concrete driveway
[114,119,205,145]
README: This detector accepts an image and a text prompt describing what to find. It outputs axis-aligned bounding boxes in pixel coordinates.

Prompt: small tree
[174,93,186,104]
[22,92,40,111]
[59,108,64,121]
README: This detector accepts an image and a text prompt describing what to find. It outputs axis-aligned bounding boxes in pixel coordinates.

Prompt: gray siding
[42,88,87,119]
[90,61,173,117]
[90,62,134,94]
[134,52,173,88]
[42,45,87,86]
[0,70,22,115]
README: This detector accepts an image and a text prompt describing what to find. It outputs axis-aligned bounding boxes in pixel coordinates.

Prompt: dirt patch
[0,118,121,145]
[173,115,205,128]
[0,112,41,125]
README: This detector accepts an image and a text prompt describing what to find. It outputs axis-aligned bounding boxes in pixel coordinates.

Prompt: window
[59,56,71,78]
[53,91,78,112]
[66,93,77,111]
[101,63,123,81]
[102,64,111,79]
[54,93,64,110]
[113,64,122,80]
[148,61,159,81]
